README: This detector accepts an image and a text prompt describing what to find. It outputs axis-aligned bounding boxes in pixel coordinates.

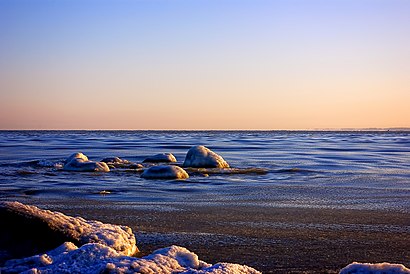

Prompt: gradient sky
[0,0,409,130]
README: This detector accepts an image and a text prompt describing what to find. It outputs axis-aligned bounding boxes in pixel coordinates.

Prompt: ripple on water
[0,131,409,212]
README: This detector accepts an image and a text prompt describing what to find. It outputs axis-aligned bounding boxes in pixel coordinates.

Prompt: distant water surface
[0,130,409,212]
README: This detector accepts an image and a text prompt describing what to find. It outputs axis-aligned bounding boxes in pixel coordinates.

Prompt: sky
[0,0,409,130]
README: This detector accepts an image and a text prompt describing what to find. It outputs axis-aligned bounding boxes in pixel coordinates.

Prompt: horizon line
[0,127,409,132]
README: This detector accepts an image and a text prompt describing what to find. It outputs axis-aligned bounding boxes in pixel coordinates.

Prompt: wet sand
[12,198,409,273]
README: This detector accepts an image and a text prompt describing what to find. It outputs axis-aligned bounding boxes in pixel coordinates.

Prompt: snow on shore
[340,262,410,274]
[2,243,261,274]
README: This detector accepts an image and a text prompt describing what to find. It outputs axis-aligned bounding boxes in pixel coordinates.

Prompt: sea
[0,130,409,213]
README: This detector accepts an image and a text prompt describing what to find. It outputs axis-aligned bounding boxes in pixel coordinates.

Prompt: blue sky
[1,0,409,129]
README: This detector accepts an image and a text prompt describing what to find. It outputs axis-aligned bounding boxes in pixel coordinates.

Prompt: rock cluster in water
[0,202,261,274]
[57,146,233,180]
[35,145,270,180]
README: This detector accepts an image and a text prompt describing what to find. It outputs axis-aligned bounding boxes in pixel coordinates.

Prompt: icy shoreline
[0,202,260,273]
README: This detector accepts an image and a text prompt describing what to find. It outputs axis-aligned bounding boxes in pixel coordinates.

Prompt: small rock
[101,157,130,165]
[143,153,177,163]
[183,146,229,168]
[101,157,142,169]
[129,163,144,169]
[141,165,189,180]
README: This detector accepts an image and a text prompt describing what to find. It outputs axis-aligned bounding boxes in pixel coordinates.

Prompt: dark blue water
[0,131,409,212]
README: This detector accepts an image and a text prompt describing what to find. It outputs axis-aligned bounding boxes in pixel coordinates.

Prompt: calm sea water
[0,131,409,212]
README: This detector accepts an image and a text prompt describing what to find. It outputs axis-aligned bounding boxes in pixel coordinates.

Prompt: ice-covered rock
[64,160,110,172]
[340,262,410,274]
[63,152,110,172]
[2,243,261,274]
[141,165,189,180]
[183,146,229,168]
[0,202,138,261]
[143,153,177,163]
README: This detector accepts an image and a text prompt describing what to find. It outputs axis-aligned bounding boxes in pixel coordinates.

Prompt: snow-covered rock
[63,152,110,172]
[340,262,410,274]
[143,153,177,163]
[0,202,137,258]
[141,165,189,180]
[183,146,229,168]
[2,243,261,274]
[65,152,89,163]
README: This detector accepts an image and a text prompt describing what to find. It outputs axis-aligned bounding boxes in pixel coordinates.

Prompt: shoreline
[8,198,409,273]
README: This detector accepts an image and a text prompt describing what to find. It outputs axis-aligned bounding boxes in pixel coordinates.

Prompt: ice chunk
[3,242,78,273]
[340,262,410,274]
[183,146,229,168]
[2,244,261,274]
[63,152,110,172]
[141,165,189,180]
[0,202,137,258]
[143,153,177,163]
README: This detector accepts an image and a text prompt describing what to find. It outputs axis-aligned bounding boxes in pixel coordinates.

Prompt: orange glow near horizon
[0,0,409,130]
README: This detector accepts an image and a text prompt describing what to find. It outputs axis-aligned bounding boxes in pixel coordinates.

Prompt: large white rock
[0,202,138,257]
[143,153,177,163]
[3,243,261,274]
[63,152,110,172]
[340,262,410,274]
[183,146,229,168]
[141,165,189,179]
